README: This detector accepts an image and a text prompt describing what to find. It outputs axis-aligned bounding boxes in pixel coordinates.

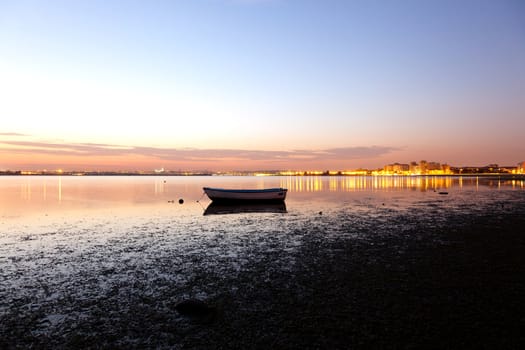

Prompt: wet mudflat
[1,177,525,349]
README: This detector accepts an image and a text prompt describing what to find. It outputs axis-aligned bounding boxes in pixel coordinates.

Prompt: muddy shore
[1,200,525,349]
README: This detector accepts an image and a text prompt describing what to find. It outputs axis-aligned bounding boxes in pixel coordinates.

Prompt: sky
[1,0,524,171]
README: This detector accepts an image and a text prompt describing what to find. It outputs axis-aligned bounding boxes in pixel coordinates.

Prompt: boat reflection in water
[203,202,287,216]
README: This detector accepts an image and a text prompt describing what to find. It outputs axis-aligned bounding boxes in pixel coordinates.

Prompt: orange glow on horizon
[0,149,358,172]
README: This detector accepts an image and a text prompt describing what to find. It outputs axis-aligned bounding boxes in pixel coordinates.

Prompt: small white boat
[203,187,287,202]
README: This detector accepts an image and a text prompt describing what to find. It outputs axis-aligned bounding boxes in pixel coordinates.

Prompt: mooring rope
[196,191,206,203]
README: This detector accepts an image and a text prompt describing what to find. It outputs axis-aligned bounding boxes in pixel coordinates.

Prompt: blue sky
[1,0,524,170]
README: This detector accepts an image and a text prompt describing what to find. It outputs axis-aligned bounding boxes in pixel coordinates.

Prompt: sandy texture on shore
[1,193,525,349]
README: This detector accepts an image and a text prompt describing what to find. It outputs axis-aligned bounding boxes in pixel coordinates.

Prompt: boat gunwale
[203,187,287,194]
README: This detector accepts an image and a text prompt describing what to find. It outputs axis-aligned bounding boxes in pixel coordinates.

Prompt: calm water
[1,175,524,240]
[1,175,523,220]
[1,174,524,249]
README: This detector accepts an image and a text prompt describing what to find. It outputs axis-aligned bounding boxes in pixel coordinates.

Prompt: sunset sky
[1,0,524,171]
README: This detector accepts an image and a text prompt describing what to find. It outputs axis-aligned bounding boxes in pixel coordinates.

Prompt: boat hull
[203,187,287,203]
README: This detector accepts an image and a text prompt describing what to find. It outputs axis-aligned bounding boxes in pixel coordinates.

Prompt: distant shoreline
[1,172,524,180]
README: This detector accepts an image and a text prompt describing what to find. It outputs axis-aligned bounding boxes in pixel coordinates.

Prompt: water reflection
[20,179,31,200]
[154,178,165,195]
[1,175,523,222]
[203,202,287,216]
[58,176,62,203]
[280,176,524,192]
[0,176,181,219]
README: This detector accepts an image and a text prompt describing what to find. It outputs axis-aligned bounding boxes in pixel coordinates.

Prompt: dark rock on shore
[175,299,217,324]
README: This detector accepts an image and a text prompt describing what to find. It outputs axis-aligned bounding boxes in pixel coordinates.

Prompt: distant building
[383,163,409,175]
[518,161,525,174]
[427,162,442,174]
[380,160,520,176]
[419,160,428,174]
[409,161,419,174]
[393,163,409,174]
[497,166,517,174]
[407,160,432,174]
[382,161,452,175]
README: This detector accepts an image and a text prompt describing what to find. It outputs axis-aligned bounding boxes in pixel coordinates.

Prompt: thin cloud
[0,140,133,157]
[0,132,29,136]
[0,140,398,163]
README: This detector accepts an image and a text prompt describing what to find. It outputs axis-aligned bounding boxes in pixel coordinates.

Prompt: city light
[1,160,524,176]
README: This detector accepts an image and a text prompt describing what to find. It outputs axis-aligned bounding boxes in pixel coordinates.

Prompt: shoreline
[1,173,524,180]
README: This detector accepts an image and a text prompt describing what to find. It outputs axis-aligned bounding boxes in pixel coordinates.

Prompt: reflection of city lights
[21,180,31,200]
[58,176,62,203]
[280,176,461,192]
[154,179,165,195]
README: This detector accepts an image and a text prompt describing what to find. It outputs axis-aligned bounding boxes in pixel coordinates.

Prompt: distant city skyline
[2,148,524,175]
[1,1,524,170]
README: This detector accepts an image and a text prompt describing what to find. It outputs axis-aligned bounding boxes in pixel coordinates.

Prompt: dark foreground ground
[2,204,525,349]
